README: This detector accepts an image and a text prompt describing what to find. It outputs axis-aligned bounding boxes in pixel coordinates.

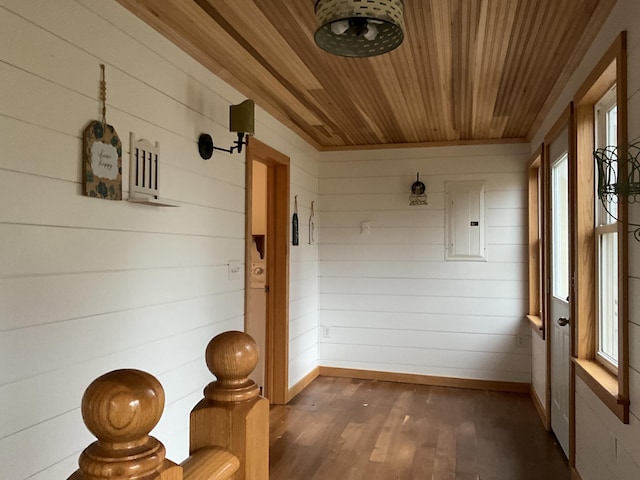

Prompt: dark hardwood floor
[269,376,569,480]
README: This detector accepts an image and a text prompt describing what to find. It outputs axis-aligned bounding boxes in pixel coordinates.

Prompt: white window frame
[594,86,619,375]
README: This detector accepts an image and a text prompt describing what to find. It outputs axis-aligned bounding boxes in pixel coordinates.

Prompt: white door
[550,136,570,457]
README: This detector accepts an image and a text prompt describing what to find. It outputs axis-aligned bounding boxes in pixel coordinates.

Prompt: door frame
[245,137,290,405]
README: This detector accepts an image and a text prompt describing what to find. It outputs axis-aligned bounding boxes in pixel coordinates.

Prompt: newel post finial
[204,330,260,402]
[190,331,269,480]
[68,369,181,479]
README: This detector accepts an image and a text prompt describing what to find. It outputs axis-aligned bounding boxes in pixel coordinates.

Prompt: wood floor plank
[269,376,570,479]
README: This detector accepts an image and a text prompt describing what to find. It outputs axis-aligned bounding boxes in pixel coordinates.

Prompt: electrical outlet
[516,334,527,349]
[322,325,331,338]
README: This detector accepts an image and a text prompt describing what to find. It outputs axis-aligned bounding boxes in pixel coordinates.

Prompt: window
[551,154,570,302]
[527,149,545,338]
[573,32,628,423]
[595,87,619,373]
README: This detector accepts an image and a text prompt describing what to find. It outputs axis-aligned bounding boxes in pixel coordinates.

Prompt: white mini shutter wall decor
[128,132,178,206]
[445,181,487,261]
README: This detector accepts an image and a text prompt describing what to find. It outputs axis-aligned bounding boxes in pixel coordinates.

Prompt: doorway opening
[245,137,290,405]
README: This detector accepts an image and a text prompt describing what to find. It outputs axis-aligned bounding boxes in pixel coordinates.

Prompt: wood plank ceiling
[117,0,617,150]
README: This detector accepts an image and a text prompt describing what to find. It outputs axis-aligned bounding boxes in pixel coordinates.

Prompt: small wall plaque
[83,120,122,200]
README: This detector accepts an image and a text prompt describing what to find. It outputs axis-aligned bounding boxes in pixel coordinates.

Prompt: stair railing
[67,331,268,480]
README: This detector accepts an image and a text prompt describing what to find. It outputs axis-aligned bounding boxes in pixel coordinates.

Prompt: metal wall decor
[314,0,405,57]
[292,195,299,246]
[594,143,640,241]
[83,65,122,200]
[409,172,428,206]
[309,201,316,245]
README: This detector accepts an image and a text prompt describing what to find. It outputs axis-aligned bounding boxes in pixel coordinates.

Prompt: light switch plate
[228,260,242,280]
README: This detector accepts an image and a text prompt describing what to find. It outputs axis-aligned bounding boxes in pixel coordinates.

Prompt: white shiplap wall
[531,332,547,414]
[530,0,640,477]
[318,144,532,383]
[288,155,321,388]
[0,1,319,478]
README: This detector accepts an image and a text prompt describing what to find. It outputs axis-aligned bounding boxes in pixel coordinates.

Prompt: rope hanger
[100,64,107,128]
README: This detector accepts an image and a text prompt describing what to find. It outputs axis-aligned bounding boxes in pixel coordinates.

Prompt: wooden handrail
[67,331,268,480]
[181,447,239,479]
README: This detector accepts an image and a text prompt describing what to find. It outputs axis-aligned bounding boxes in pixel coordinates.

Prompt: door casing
[245,137,290,405]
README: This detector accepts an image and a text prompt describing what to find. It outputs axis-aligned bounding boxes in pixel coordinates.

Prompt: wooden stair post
[190,331,269,480]
[67,369,181,480]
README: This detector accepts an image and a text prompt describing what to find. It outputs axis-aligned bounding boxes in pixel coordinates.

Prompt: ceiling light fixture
[314,0,405,58]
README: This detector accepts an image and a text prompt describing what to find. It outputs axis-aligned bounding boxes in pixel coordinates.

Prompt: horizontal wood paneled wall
[529,1,640,478]
[0,1,319,478]
[288,154,320,390]
[318,144,531,384]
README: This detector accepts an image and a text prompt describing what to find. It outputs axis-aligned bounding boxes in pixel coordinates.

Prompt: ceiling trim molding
[318,137,529,152]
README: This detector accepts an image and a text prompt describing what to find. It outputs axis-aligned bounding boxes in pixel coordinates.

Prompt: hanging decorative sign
[83,64,122,200]
[309,201,315,245]
[292,195,299,246]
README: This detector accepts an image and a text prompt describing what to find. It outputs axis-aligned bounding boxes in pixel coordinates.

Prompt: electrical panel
[445,181,487,261]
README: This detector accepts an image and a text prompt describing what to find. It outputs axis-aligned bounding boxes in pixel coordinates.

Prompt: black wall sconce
[409,172,428,206]
[198,99,255,159]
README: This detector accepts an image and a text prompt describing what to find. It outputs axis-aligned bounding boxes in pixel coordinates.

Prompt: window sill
[526,315,544,339]
[573,358,629,423]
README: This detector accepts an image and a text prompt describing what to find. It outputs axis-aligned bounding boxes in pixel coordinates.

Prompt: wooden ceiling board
[116,0,327,148]
[404,2,448,141]
[427,0,456,140]
[471,0,519,138]
[502,1,561,137]
[370,51,422,142]
[525,0,617,139]
[199,1,323,91]
[450,0,480,140]
[493,0,546,121]
[117,0,618,150]
[189,0,332,128]
[252,1,384,145]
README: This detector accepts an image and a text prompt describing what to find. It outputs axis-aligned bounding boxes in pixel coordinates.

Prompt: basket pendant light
[314,0,405,57]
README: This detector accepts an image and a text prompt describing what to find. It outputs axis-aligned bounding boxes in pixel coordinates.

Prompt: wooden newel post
[68,369,181,480]
[190,331,269,480]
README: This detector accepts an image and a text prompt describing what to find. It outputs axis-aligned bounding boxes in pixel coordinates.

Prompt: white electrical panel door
[445,181,486,261]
